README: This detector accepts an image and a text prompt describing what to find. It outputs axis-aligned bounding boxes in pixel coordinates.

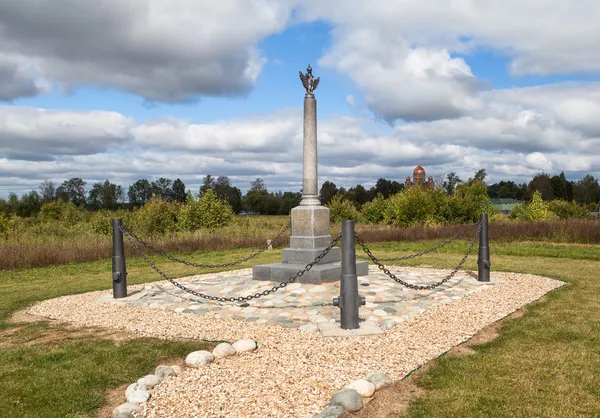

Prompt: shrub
[39,202,60,223]
[57,200,88,224]
[0,213,7,234]
[511,191,554,221]
[549,200,590,219]
[450,181,493,223]
[179,190,234,231]
[134,197,180,236]
[361,194,389,224]
[384,186,449,227]
[326,194,362,224]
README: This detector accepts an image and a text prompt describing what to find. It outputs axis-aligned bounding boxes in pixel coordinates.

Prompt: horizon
[2,1,600,198]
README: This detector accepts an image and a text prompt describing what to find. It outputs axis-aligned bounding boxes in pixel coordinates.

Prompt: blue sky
[1,1,600,198]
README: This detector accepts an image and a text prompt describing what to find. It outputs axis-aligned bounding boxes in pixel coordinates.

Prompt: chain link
[120,223,290,269]
[356,222,479,261]
[355,222,482,290]
[121,227,342,303]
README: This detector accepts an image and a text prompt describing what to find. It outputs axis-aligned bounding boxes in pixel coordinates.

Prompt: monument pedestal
[252,205,368,284]
[252,65,367,284]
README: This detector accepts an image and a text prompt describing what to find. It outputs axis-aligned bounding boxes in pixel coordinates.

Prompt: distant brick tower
[405,164,435,189]
[413,164,425,184]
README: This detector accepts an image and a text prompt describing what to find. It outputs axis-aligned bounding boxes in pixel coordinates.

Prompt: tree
[244,178,269,213]
[213,176,242,213]
[345,184,370,207]
[550,172,568,200]
[432,174,446,190]
[151,178,174,201]
[369,178,403,199]
[566,180,574,201]
[56,178,87,206]
[128,179,152,207]
[528,173,554,201]
[473,169,487,184]
[199,174,216,195]
[392,181,403,194]
[39,180,56,203]
[573,175,600,205]
[172,178,187,203]
[89,180,124,210]
[443,172,462,196]
[279,191,301,215]
[249,178,266,192]
[17,191,42,217]
[319,180,339,205]
[487,180,522,199]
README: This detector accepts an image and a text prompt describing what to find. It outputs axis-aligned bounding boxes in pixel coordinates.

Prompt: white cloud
[0,0,296,102]
[0,106,135,160]
[3,80,600,198]
[346,94,356,108]
[0,53,51,100]
[318,28,482,122]
[295,0,600,122]
[134,110,302,153]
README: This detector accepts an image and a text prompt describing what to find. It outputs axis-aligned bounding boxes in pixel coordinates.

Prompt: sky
[2,0,600,198]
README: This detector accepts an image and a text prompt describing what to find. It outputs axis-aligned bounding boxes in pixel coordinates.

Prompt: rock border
[315,372,393,417]
[112,339,258,418]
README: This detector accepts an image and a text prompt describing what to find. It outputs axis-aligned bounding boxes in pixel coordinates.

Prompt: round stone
[137,374,161,389]
[330,388,363,412]
[155,365,177,379]
[185,350,215,367]
[212,342,237,359]
[112,402,141,418]
[366,372,393,390]
[125,384,150,404]
[232,339,258,353]
[346,379,375,397]
[171,365,182,375]
[315,405,345,418]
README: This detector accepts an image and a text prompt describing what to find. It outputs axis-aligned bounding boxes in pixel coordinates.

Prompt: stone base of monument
[252,259,369,284]
[253,204,369,284]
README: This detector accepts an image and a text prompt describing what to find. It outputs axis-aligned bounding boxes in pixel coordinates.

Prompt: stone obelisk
[252,65,368,284]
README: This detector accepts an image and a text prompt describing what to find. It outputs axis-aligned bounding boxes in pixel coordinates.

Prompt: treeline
[486,172,600,205]
[321,170,600,209]
[1,169,599,220]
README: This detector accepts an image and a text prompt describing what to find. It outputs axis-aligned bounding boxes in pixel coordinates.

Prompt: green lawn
[1,239,599,417]
[356,244,600,418]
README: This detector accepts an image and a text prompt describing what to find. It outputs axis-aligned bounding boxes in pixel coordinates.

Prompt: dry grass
[1,216,599,270]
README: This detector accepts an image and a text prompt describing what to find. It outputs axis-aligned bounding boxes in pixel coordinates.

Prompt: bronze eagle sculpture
[299,64,320,95]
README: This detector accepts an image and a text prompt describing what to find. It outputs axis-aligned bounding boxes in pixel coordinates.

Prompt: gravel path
[27,267,564,418]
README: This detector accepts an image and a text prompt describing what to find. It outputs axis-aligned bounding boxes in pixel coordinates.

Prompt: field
[2,215,600,269]
[0,216,599,417]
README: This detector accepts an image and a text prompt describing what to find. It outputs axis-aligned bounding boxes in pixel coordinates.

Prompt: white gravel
[26,267,564,418]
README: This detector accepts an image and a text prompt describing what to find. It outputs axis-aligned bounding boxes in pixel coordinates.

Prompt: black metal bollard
[112,218,128,298]
[477,213,490,282]
[333,220,366,329]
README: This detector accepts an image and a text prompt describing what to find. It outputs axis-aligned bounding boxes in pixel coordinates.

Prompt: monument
[253,65,368,284]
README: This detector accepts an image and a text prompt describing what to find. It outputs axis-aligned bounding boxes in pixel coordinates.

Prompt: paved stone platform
[98,266,500,331]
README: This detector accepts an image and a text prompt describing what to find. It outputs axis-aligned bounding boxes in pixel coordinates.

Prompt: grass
[1,234,599,416]
[0,249,281,418]
[354,251,600,417]
[2,216,600,269]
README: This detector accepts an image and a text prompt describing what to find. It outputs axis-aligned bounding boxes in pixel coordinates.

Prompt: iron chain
[356,222,479,261]
[355,222,482,290]
[121,227,342,303]
[120,223,290,269]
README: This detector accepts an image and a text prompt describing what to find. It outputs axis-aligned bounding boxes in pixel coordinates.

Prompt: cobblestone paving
[98,266,500,329]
